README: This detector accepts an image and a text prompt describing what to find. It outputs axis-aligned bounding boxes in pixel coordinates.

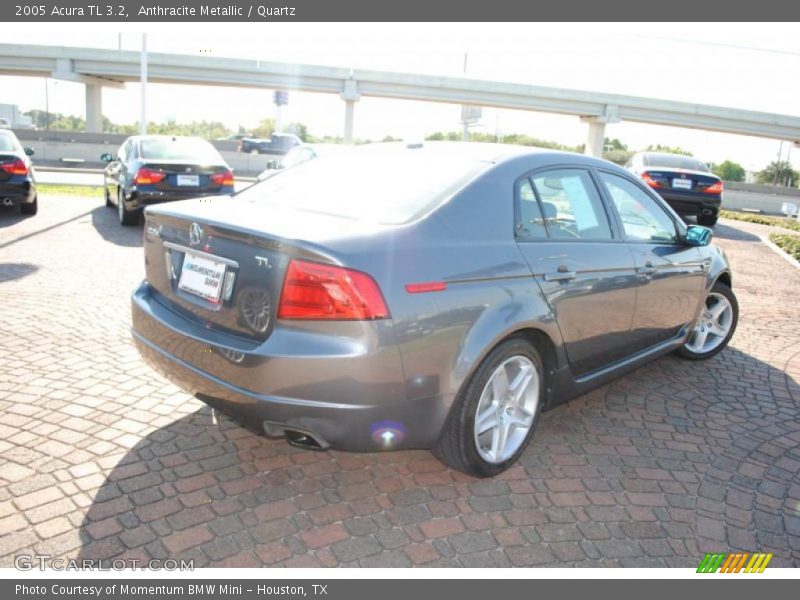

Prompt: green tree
[251,118,275,139]
[757,161,799,187]
[284,122,309,142]
[712,160,746,182]
[604,138,627,151]
[645,144,693,156]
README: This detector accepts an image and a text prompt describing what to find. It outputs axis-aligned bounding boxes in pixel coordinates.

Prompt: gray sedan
[131,142,738,477]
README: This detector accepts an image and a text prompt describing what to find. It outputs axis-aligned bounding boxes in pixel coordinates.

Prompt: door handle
[544,266,576,282]
[637,261,656,276]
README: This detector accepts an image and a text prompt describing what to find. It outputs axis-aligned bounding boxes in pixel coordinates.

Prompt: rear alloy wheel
[118,189,137,226]
[677,281,738,360]
[434,337,543,477]
[697,213,718,227]
[20,196,37,216]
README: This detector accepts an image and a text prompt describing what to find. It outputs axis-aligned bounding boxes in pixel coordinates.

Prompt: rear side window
[0,134,17,151]
[139,138,222,163]
[530,169,613,240]
[515,178,547,239]
[599,172,678,243]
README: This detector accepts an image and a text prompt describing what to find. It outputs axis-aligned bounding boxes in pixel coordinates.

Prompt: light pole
[44,78,49,131]
[140,33,148,135]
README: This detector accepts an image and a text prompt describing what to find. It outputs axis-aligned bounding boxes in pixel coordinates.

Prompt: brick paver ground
[1,197,798,568]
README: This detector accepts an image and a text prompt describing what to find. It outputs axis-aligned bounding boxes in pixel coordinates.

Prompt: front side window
[530,169,612,240]
[599,172,678,243]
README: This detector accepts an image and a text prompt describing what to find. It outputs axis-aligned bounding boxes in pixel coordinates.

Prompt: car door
[596,170,707,351]
[514,167,639,377]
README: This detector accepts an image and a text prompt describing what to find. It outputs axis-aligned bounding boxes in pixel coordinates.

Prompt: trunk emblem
[189,222,203,246]
[255,256,271,268]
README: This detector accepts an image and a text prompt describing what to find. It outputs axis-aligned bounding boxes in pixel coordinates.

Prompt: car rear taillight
[640,172,660,188]
[134,167,166,185]
[211,170,235,187]
[1,159,28,176]
[704,181,724,194]
[278,259,390,320]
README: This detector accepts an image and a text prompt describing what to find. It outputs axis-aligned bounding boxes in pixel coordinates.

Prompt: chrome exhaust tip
[263,421,329,451]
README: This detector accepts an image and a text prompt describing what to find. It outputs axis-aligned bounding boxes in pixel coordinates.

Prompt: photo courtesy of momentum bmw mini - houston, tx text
[0,0,799,591]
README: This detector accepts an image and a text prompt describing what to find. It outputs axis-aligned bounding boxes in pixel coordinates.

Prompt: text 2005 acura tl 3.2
[132,143,738,477]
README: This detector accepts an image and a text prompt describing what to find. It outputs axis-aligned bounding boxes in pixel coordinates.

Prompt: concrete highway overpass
[1,43,800,154]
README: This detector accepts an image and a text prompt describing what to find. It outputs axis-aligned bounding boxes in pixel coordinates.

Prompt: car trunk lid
[642,167,721,193]
[138,161,230,194]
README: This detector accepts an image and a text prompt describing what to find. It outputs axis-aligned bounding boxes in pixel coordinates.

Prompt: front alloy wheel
[678,282,738,360]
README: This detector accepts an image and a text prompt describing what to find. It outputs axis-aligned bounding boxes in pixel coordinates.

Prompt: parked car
[256,143,352,181]
[131,142,738,477]
[102,135,235,226]
[627,152,723,226]
[238,133,301,155]
[0,129,37,215]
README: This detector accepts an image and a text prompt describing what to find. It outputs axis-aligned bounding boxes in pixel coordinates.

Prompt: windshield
[0,134,18,152]
[645,153,709,172]
[239,147,487,224]
[138,138,223,163]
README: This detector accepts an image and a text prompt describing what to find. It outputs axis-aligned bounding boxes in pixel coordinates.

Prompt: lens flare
[370,420,406,448]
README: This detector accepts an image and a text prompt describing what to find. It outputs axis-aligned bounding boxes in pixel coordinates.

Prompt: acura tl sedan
[131,143,738,477]
[627,152,723,227]
[102,135,235,226]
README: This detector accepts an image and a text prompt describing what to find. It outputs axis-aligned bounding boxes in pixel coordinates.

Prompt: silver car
[132,142,738,477]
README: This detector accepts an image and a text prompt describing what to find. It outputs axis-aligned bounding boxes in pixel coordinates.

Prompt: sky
[0,22,798,172]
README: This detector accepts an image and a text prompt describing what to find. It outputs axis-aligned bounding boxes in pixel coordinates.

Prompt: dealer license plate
[178,252,226,303]
[176,174,200,186]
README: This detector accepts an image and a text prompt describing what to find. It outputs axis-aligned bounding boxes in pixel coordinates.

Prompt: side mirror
[24,147,34,157]
[684,224,712,247]
[100,153,113,163]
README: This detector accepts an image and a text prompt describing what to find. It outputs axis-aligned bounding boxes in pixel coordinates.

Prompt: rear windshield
[645,154,709,172]
[138,138,222,163]
[0,134,18,152]
[239,148,487,224]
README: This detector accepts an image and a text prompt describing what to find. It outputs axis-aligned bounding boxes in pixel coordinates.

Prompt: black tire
[697,213,718,227]
[20,196,37,216]
[433,336,544,477]
[118,189,138,226]
[677,281,738,361]
[105,186,113,207]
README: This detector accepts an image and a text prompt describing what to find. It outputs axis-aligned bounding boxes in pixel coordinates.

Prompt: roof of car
[339,141,573,165]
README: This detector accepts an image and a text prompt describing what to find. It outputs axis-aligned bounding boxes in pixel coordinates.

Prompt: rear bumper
[131,281,449,451]
[657,191,721,215]
[0,180,36,205]
[128,188,233,209]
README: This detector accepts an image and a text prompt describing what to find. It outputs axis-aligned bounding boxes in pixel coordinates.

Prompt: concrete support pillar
[85,84,103,133]
[343,100,356,144]
[581,105,620,158]
[583,118,606,158]
[341,78,361,144]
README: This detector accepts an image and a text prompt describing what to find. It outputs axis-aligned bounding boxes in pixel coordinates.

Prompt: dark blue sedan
[102,136,235,226]
[627,152,723,226]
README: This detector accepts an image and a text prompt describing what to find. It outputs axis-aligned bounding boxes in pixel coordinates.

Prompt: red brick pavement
[0,198,798,567]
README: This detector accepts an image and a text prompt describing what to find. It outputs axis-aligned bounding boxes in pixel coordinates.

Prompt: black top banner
[1,0,799,21]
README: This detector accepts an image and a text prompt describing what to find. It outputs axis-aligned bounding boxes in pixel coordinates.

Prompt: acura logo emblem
[189,222,203,246]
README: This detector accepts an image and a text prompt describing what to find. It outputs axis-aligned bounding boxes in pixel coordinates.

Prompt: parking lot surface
[1,195,799,568]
